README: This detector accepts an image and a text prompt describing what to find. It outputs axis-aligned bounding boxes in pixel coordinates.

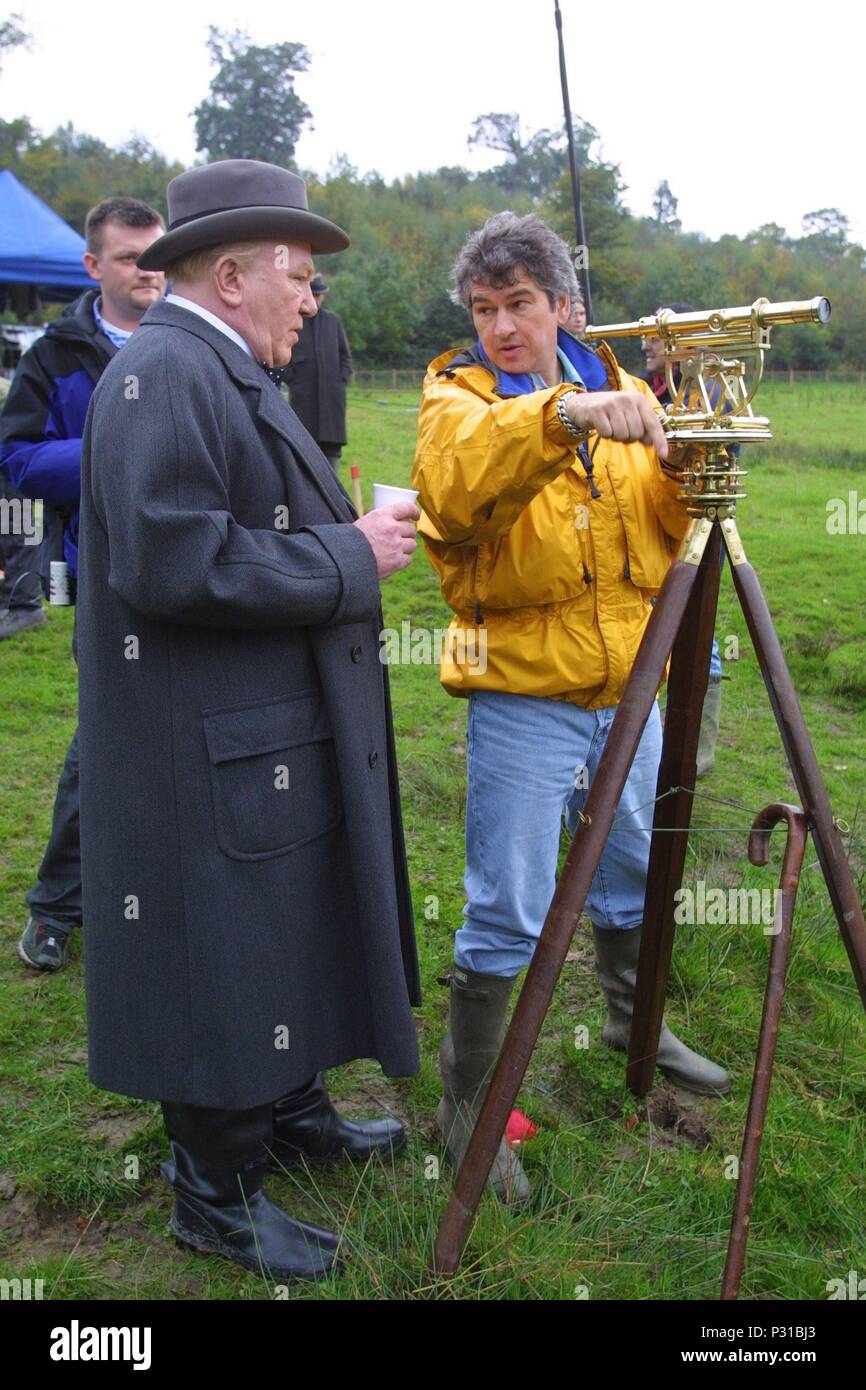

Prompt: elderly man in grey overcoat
[76,159,422,1283]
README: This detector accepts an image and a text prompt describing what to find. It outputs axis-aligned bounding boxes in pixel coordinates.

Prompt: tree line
[1,22,862,370]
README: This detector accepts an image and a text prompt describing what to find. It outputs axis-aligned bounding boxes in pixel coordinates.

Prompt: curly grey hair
[450,211,580,311]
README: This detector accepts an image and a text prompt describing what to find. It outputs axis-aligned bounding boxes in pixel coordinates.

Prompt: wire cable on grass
[605,785,855,842]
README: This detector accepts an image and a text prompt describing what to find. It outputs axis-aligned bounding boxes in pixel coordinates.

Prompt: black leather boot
[161,1101,340,1282]
[269,1074,405,1172]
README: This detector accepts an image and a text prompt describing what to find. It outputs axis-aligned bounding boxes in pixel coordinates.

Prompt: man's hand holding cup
[355,484,420,580]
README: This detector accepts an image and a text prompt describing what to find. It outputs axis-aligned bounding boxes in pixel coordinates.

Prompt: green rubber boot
[696,676,722,778]
[592,924,731,1096]
[436,966,531,1204]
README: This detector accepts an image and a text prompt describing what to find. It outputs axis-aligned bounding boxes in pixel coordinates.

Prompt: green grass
[1,381,864,1300]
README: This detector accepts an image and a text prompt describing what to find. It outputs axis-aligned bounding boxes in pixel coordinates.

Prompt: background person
[0,196,165,972]
[283,270,352,471]
[566,288,587,339]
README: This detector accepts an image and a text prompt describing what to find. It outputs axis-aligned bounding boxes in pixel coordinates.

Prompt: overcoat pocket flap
[203,692,333,764]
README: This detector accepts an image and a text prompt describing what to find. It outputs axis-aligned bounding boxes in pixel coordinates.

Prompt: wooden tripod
[432,509,866,1275]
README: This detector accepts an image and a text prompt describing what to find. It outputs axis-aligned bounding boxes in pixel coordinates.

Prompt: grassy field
[1,380,864,1301]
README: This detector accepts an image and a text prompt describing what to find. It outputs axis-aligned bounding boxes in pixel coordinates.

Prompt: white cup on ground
[372,483,419,510]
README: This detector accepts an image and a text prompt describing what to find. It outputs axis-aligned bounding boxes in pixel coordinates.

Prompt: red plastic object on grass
[506,1109,538,1146]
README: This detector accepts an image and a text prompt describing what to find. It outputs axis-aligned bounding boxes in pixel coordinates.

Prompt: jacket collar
[48,288,118,361]
[444,328,615,397]
[138,301,356,523]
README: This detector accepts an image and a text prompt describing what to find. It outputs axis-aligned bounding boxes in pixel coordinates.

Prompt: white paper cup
[49,560,72,606]
[372,483,419,510]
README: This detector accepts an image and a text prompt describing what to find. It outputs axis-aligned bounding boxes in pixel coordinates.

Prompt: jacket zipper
[470,551,484,624]
[577,441,602,498]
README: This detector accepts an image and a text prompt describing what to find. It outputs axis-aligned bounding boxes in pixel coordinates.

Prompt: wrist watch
[556,390,590,440]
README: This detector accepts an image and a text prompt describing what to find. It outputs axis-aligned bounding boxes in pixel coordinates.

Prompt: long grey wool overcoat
[76,301,421,1108]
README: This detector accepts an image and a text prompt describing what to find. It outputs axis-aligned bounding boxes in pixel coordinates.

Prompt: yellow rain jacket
[411,340,690,710]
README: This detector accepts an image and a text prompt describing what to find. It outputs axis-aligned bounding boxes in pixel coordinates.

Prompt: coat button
[368,750,378,768]
[351,645,362,663]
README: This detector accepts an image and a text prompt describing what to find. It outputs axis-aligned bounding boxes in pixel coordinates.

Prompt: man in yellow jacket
[412,212,730,1203]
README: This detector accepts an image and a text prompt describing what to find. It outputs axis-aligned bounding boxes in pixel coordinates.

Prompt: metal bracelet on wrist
[556,390,589,440]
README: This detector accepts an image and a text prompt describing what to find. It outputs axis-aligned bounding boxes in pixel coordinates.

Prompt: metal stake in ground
[721,802,808,1300]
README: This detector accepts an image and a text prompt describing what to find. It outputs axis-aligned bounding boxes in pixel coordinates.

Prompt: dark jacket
[0,288,116,581]
[77,300,420,1108]
[284,304,352,446]
[641,367,673,406]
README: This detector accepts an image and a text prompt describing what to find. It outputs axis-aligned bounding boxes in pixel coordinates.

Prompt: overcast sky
[3,0,862,244]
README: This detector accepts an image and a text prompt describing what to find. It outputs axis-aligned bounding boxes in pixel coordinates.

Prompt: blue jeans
[455,691,663,977]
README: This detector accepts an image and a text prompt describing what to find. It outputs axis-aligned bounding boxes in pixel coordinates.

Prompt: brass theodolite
[589,295,830,512]
[434,295,866,1299]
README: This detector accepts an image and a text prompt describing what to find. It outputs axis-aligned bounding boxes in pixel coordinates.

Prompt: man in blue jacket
[0,195,165,971]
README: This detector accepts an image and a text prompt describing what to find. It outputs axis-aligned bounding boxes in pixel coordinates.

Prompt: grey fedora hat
[138,158,349,270]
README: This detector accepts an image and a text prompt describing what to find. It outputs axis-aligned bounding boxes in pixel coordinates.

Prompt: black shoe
[161,1102,340,1283]
[0,607,46,640]
[17,918,71,972]
[269,1073,406,1171]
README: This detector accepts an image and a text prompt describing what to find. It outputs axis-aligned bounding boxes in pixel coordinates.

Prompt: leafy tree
[0,13,33,171]
[749,223,790,247]
[0,115,37,165]
[193,27,312,167]
[468,112,524,160]
[469,112,577,199]
[547,155,630,314]
[802,208,849,240]
[0,12,29,70]
[329,253,422,365]
[652,179,681,230]
[0,120,181,228]
[800,207,850,262]
[412,288,473,363]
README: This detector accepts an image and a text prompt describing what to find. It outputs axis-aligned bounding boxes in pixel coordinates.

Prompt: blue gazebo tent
[0,169,92,301]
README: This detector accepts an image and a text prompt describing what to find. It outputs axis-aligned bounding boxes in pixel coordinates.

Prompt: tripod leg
[432,523,710,1276]
[722,517,866,1009]
[627,523,723,1096]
